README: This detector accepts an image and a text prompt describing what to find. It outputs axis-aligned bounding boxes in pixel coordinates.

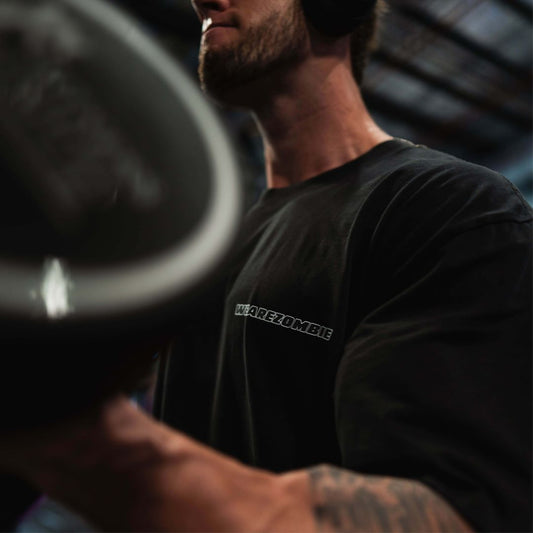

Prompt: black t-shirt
[157,139,532,532]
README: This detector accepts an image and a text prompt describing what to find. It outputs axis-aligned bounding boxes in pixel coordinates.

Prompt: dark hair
[350,0,387,85]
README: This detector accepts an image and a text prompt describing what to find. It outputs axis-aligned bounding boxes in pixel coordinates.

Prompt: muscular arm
[1,396,473,532]
[305,465,473,532]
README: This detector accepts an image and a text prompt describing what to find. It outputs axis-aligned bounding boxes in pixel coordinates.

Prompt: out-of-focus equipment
[0,0,242,428]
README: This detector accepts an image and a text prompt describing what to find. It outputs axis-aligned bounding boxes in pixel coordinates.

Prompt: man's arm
[303,465,473,532]
[1,396,473,532]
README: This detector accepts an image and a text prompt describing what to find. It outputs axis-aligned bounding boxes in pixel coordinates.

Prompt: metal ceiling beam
[364,92,500,153]
[494,0,533,22]
[373,49,531,131]
[391,3,532,83]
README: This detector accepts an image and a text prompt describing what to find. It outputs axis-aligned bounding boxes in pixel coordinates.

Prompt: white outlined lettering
[234,304,333,341]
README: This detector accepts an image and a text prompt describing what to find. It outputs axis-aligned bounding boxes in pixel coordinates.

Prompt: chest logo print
[234,303,334,341]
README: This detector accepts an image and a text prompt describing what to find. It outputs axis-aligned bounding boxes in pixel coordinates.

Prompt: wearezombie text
[234,303,334,341]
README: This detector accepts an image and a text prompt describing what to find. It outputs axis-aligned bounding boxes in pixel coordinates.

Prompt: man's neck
[252,57,391,189]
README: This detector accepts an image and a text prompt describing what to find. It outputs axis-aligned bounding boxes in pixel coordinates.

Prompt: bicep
[307,464,474,532]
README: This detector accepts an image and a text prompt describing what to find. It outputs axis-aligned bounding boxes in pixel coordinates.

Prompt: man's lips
[202,17,235,34]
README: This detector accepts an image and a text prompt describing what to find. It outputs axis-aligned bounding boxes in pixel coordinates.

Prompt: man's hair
[350,0,387,85]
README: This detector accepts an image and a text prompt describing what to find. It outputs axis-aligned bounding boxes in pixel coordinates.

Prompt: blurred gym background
[13,0,532,531]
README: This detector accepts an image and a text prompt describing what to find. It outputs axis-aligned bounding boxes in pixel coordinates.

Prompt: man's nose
[191,0,231,19]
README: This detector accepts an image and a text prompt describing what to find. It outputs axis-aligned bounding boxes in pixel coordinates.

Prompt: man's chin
[199,63,260,109]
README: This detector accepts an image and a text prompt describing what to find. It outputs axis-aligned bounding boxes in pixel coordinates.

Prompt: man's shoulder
[375,140,519,196]
[361,140,532,231]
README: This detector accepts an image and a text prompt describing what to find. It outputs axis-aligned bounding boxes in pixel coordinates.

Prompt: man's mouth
[202,17,234,34]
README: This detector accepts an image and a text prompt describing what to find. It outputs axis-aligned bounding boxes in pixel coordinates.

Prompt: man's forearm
[3,398,473,532]
[0,398,308,532]
[134,449,475,532]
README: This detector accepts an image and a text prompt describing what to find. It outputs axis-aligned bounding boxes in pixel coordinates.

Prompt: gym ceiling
[111,0,532,204]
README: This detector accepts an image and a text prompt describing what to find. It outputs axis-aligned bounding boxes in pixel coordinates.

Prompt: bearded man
[2,0,531,531]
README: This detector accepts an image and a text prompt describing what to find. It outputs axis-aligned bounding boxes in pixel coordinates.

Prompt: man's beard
[198,1,308,106]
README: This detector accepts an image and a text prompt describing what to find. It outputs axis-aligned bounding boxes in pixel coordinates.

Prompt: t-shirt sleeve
[335,168,532,532]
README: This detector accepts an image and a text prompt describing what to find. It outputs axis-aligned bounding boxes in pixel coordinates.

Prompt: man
[2,0,531,531]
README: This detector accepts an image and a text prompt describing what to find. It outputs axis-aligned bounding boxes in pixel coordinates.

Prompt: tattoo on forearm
[307,465,473,532]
